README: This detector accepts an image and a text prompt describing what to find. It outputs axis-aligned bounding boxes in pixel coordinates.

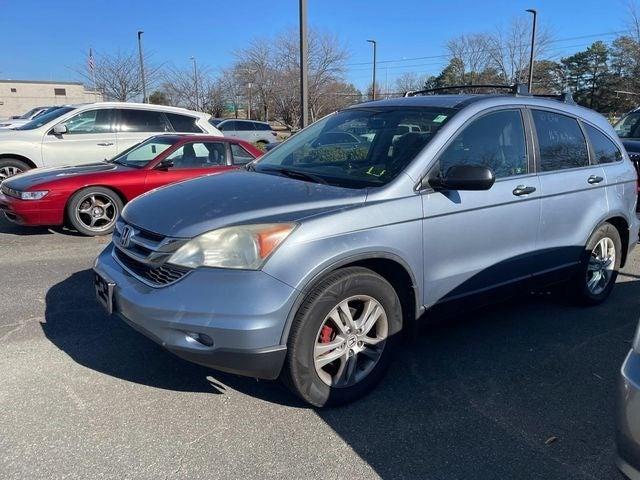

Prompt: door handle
[97,142,114,147]
[587,175,603,184]
[512,185,536,196]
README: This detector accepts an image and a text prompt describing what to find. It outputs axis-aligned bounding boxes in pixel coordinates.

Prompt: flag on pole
[88,48,95,74]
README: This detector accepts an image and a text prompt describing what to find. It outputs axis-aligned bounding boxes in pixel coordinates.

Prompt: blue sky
[0,0,632,91]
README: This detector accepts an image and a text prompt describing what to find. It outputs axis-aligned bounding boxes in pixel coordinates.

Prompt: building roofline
[0,79,85,86]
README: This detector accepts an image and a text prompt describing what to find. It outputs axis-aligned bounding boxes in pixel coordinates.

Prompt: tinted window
[254,122,272,131]
[218,121,236,131]
[118,109,171,133]
[64,109,113,134]
[436,110,528,178]
[166,142,228,168]
[235,121,252,131]
[532,110,588,171]
[585,124,622,164]
[614,112,640,139]
[254,106,456,188]
[15,106,75,130]
[230,143,255,165]
[165,113,203,133]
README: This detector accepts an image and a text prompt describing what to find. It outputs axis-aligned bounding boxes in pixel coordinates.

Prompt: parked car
[614,108,640,199]
[0,105,54,130]
[0,102,221,182]
[214,119,278,146]
[0,135,260,236]
[617,322,640,479]
[94,87,639,407]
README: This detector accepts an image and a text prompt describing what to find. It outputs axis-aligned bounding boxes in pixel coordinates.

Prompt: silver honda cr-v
[94,86,639,407]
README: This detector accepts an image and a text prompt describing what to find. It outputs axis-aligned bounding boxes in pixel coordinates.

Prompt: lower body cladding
[617,350,640,479]
[93,244,298,380]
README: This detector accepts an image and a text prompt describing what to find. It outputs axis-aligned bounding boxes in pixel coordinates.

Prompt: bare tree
[394,72,425,94]
[161,64,214,112]
[234,39,279,121]
[446,33,492,84]
[77,50,161,101]
[487,18,552,85]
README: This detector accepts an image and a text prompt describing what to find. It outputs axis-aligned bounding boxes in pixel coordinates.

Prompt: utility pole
[190,56,198,110]
[299,0,309,129]
[247,82,253,119]
[137,31,147,103]
[526,9,537,94]
[367,39,377,100]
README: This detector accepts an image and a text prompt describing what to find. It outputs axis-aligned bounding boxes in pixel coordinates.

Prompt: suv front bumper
[93,243,298,379]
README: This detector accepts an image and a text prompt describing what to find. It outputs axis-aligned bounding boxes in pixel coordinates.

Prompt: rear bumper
[617,350,640,478]
[0,192,63,226]
[94,243,298,380]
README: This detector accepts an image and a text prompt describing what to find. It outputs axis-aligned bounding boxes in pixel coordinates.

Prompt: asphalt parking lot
[0,215,638,480]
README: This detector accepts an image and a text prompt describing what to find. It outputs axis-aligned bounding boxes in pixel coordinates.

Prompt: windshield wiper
[258,166,328,185]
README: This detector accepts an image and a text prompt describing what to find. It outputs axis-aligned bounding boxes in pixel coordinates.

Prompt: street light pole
[526,9,537,94]
[137,31,147,103]
[367,39,377,100]
[190,56,199,110]
[247,82,253,120]
[299,0,309,129]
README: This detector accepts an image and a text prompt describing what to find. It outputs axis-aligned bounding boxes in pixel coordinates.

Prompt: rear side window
[254,122,272,131]
[230,143,255,165]
[436,109,528,178]
[236,121,252,131]
[532,110,588,171]
[165,113,203,133]
[584,124,623,164]
[118,109,171,133]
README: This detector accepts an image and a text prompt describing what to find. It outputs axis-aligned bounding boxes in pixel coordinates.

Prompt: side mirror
[51,123,68,135]
[429,164,495,191]
[156,158,174,170]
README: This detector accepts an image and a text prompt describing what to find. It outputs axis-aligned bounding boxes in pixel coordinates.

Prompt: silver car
[94,87,639,407]
[617,324,640,478]
[215,119,278,146]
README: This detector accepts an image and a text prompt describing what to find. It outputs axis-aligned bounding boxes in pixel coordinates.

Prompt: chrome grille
[112,219,190,287]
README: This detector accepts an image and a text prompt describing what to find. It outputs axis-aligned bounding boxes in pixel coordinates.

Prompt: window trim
[418,105,532,191]
[527,107,596,175]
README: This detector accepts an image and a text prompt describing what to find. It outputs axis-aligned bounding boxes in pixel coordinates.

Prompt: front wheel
[571,222,622,305]
[0,158,30,181]
[281,267,403,407]
[66,187,123,236]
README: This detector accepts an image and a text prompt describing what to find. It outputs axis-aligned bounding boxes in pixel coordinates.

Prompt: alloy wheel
[74,192,118,233]
[0,166,23,182]
[313,295,388,388]
[586,237,616,295]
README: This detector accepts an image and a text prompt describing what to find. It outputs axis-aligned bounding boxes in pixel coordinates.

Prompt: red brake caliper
[319,325,334,344]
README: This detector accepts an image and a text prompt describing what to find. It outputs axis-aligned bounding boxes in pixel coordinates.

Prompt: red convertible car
[0,134,262,236]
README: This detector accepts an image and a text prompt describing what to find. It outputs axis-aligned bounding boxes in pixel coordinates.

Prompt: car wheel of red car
[67,186,123,236]
[0,158,30,181]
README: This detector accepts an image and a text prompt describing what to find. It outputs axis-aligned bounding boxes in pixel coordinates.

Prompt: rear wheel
[281,267,403,407]
[571,222,622,305]
[66,187,123,236]
[0,158,30,181]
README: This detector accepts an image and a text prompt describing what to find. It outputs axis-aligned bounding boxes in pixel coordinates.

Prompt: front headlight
[19,190,49,200]
[168,223,296,270]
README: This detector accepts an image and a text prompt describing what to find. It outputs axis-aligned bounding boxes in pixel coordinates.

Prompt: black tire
[571,222,622,305]
[281,267,403,407]
[66,186,123,236]
[0,158,30,181]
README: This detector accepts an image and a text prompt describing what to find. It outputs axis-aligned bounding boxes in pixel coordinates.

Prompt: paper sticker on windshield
[433,115,448,123]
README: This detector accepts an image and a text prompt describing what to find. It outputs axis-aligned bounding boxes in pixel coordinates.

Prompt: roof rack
[403,83,575,104]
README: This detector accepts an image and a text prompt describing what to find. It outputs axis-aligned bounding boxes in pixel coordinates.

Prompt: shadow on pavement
[42,268,300,404]
[43,267,639,478]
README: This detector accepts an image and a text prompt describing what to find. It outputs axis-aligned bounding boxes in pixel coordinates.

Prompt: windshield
[18,107,43,119]
[253,106,456,188]
[614,112,640,139]
[15,106,75,130]
[109,136,176,168]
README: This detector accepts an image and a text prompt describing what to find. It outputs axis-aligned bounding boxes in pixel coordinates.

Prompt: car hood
[4,162,133,191]
[122,170,366,238]
[622,140,640,154]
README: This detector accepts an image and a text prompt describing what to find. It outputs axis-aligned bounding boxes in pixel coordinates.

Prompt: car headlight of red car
[3,186,49,200]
